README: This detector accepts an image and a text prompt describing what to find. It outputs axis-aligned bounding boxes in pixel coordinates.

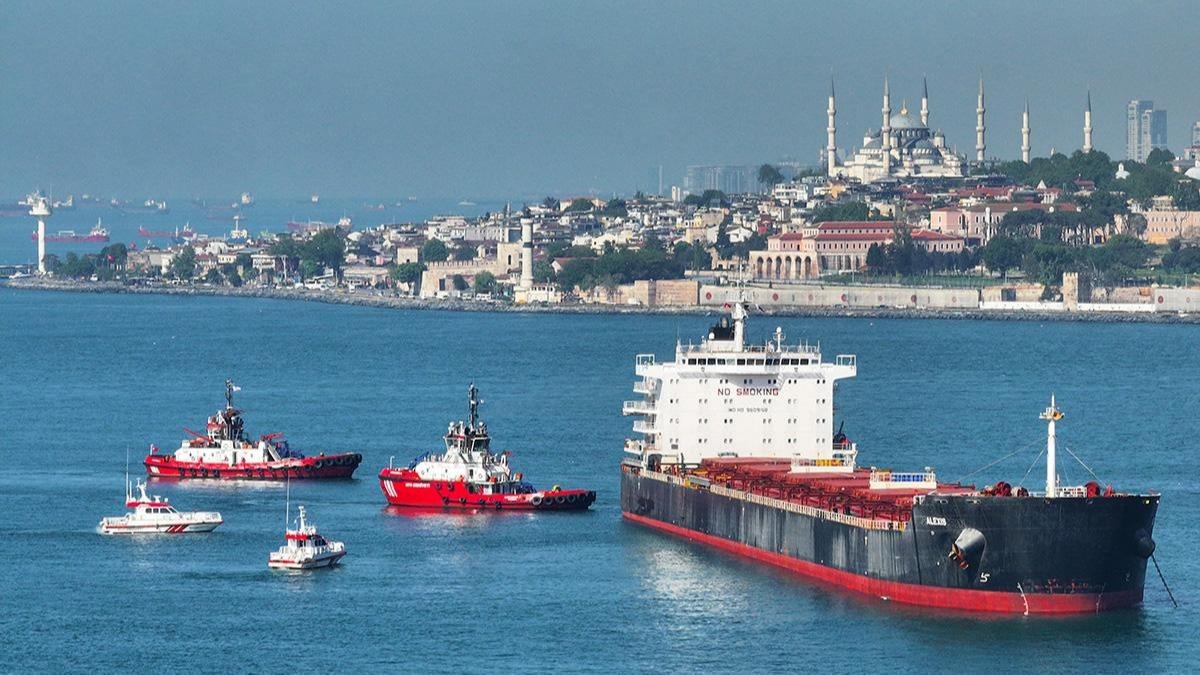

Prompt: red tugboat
[378,385,595,511]
[144,380,362,480]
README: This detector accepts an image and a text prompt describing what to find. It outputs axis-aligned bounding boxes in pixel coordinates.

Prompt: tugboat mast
[468,383,480,430]
[1040,395,1063,497]
[225,379,239,409]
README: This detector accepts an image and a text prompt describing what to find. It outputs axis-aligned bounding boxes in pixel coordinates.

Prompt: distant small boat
[457,200,476,207]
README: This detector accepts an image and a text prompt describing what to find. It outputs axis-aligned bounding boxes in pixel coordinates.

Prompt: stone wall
[699,284,981,309]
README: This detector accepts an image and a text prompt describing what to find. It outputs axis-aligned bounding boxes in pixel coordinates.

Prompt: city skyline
[2,1,1199,198]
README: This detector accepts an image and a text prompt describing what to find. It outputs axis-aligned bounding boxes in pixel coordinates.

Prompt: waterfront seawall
[5,277,1200,324]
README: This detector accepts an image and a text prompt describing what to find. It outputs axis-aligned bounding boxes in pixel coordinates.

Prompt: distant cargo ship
[30,221,109,243]
[620,299,1160,614]
[138,224,195,240]
[287,216,352,233]
[114,198,169,214]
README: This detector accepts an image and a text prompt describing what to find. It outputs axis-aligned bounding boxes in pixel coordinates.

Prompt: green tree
[1172,180,1200,210]
[473,271,497,294]
[1146,148,1175,167]
[203,268,222,284]
[389,261,426,286]
[452,244,476,261]
[170,246,197,279]
[532,259,554,283]
[451,274,469,291]
[757,164,784,189]
[303,229,346,278]
[683,189,727,207]
[268,235,303,275]
[422,238,449,262]
[865,243,889,274]
[601,198,628,218]
[982,236,1025,277]
[565,198,594,213]
[300,259,321,280]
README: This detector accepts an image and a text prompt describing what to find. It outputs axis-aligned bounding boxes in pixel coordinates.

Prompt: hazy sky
[2,1,1197,199]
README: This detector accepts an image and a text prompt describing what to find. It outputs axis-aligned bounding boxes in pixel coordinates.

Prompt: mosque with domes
[827,77,973,182]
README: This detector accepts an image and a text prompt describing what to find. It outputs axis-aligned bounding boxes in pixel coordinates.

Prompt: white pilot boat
[99,480,223,534]
[268,505,346,570]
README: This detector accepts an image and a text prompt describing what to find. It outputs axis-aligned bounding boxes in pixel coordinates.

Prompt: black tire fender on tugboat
[314,459,325,470]
[531,495,543,507]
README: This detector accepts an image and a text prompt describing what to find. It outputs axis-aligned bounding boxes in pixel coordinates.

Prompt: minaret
[975,77,986,163]
[826,77,837,176]
[920,76,929,126]
[1083,90,1094,153]
[1021,98,1031,164]
[881,76,892,175]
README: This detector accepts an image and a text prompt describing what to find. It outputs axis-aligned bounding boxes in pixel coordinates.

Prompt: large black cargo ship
[620,301,1159,613]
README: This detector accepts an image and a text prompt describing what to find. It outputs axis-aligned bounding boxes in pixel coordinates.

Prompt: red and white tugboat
[144,380,362,480]
[378,385,596,511]
[99,479,223,534]
[268,505,347,570]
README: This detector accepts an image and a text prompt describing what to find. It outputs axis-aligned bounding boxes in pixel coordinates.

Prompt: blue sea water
[0,287,1197,673]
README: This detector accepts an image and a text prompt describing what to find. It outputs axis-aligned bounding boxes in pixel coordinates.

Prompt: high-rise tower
[975,78,986,163]
[1021,99,1031,164]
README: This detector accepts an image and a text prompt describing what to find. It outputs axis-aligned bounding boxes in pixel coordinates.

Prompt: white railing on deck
[632,419,656,434]
[622,400,655,415]
[633,379,658,395]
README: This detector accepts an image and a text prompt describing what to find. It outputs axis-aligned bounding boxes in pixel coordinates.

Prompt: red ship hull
[145,453,361,480]
[378,469,595,511]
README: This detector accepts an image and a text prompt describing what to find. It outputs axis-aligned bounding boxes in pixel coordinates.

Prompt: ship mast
[225,379,238,409]
[1039,396,1063,497]
[468,383,480,430]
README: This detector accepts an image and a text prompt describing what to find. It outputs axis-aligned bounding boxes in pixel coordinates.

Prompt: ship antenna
[225,379,236,408]
[468,383,479,430]
[124,446,131,501]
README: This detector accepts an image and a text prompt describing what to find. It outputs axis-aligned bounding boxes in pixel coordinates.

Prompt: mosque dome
[889,106,923,129]
[1185,165,1200,181]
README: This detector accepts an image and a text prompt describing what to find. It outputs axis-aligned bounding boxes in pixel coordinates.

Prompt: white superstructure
[625,299,857,469]
[268,505,346,570]
[98,480,223,534]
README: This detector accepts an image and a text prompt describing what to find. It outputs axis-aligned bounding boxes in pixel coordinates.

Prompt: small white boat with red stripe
[268,505,346,570]
[99,479,223,535]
